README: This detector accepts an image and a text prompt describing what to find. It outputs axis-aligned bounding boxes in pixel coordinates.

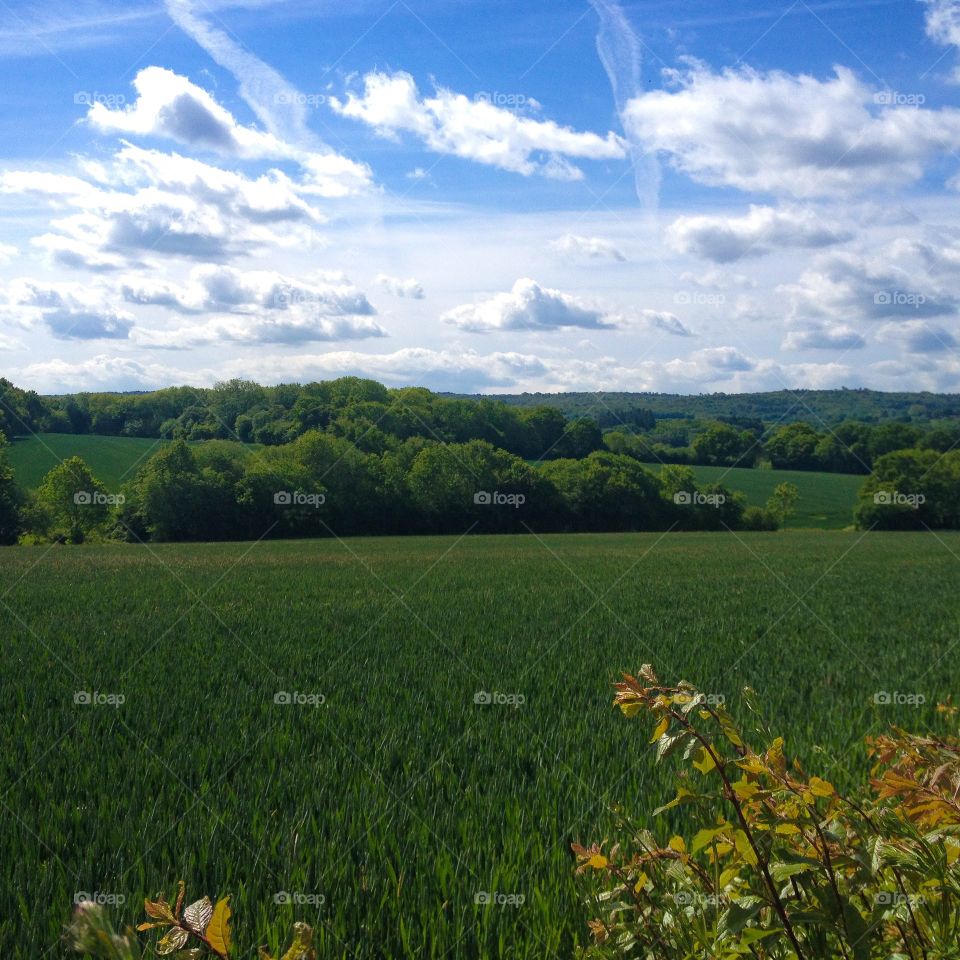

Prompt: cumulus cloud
[2,279,133,340]
[667,205,852,262]
[782,322,867,351]
[923,0,960,80]
[549,233,627,261]
[624,64,960,197]
[329,70,626,179]
[376,274,425,299]
[878,320,958,354]
[87,67,371,197]
[779,251,960,324]
[443,278,619,332]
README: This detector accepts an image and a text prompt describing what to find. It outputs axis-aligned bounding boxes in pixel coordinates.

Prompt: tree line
[1,434,803,544]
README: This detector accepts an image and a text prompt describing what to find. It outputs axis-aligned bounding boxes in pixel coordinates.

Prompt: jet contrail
[588,0,661,216]
[165,0,318,149]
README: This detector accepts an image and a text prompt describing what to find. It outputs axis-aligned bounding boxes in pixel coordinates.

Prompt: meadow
[1,530,956,958]
[641,462,865,528]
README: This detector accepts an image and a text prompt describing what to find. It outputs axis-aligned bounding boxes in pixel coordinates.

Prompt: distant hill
[453,388,960,426]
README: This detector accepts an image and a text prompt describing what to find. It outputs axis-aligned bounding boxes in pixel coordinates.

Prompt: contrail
[588,0,660,216]
[165,0,318,149]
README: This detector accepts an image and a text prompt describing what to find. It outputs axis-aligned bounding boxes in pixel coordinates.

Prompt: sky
[2,0,960,395]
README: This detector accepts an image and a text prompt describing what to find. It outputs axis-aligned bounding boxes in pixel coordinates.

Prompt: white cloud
[923,0,960,80]
[549,233,627,261]
[878,319,958,354]
[667,205,852,262]
[624,63,960,197]
[2,279,134,340]
[782,322,866,351]
[443,278,619,332]
[88,66,371,197]
[329,70,626,180]
[376,274,425,299]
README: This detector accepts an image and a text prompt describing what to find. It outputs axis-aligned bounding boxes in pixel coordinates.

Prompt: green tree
[0,432,22,544]
[766,481,800,528]
[692,421,756,466]
[35,456,110,543]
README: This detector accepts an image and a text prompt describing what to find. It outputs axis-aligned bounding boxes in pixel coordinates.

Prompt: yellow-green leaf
[808,777,834,798]
[650,716,669,743]
[668,835,686,854]
[587,854,608,870]
[775,823,801,836]
[734,830,758,866]
[281,922,316,960]
[206,898,232,957]
[633,871,649,894]
[692,746,717,774]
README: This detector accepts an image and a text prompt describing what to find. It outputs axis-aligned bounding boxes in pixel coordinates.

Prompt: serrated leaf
[145,898,176,923]
[206,897,232,956]
[183,896,213,935]
[157,927,189,955]
[281,922,316,960]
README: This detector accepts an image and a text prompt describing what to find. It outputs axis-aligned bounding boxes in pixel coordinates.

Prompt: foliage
[0,432,22,544]
[34,456,112,543]
[66,883,315,960]
[856,449,960,530]
[573,665,960,959]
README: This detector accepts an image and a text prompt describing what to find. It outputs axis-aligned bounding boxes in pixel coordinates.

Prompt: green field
[1,531,957,958]
[6,433,169,491]
[641,462,866,529]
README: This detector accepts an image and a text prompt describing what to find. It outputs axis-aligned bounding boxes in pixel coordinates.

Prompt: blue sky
[2,0,960,394]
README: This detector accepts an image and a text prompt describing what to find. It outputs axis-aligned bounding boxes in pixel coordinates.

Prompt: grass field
[1,530,957,958]
[641,462,865,529]
[6,433,168,491]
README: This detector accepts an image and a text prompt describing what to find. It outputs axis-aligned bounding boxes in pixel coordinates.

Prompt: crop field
[1,531,957,958]
[6,434,169,491]
[640,462,865,529]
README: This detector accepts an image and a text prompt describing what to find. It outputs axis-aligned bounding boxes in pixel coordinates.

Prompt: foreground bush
[573,666,960,959]
[67,881,315,959]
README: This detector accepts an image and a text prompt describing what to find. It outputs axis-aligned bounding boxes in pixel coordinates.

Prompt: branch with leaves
[67,882,316,960]
[572,665,960,959]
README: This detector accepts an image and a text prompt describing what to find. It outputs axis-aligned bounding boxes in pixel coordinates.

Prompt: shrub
[66,881,315,960]
[573,665,960,958]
